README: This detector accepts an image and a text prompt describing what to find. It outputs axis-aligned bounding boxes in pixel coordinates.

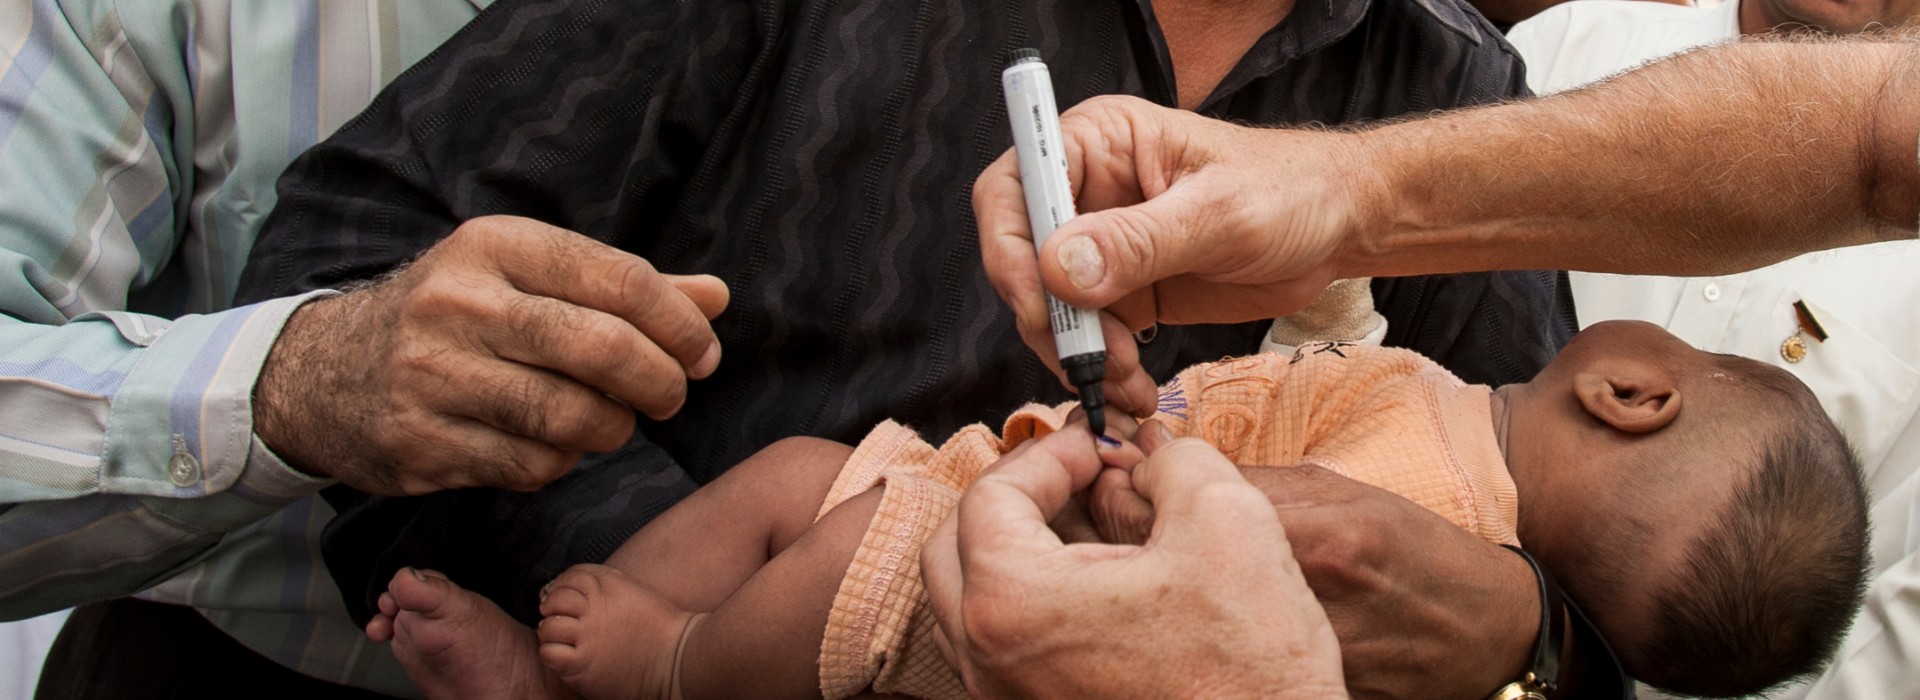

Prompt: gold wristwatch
[1487,545,1565,700]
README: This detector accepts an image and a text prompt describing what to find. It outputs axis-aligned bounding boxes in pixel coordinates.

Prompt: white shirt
[1510,5,1920,699]
[1508,0,1741,96]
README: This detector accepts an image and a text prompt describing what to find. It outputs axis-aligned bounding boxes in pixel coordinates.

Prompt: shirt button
[168,451,202,487]
[1702,283,1722,302]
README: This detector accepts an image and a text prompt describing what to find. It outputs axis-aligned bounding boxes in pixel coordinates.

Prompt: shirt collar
[1141,0,1372,112]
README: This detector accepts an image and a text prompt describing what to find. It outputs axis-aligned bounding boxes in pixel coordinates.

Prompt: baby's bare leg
[676,487,885,698]
[604,436,853,610]
[539,487,886,700]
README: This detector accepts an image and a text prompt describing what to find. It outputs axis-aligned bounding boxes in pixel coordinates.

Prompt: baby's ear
[1573,360,1682,434]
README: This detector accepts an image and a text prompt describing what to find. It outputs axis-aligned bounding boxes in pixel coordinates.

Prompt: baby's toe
[540,584,592,618]
[537,637,587,678]
[366,613,396,642]
[546,566,607,598]
[536,614,583,647]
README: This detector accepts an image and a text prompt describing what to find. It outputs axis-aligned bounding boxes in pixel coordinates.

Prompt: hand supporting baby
[1088,423,1540,699]
[920,421,1347,699]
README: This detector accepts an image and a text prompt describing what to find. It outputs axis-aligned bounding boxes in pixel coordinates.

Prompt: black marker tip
[1078,382,1105,441]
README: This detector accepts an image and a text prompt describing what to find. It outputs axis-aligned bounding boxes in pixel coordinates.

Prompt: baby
[374,320,1868,699]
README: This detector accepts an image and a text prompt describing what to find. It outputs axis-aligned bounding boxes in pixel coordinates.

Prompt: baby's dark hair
[1628,362,1870,697]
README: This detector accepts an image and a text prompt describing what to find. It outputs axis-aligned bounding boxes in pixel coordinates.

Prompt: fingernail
[692,342,722,379]
[1150,421,1176,444]
[1057,237,1106,291]
[408,567,427,582]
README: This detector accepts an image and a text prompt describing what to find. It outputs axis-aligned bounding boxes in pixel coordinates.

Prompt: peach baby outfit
[812,343,1519,699]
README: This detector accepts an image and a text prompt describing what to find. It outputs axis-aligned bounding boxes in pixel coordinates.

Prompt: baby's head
[1503,321,1869,697]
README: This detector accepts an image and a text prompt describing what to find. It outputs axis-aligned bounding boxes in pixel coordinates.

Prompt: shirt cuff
[100,290,337,501]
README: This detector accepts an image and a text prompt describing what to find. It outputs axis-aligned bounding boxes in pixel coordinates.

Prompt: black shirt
[238,0,1577,626]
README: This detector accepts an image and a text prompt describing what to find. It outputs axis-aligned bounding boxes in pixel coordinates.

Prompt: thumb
[1037,182,1233,309]
[1129,437,1282,552]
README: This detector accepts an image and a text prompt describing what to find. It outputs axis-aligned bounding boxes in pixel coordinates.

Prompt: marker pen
[1002,48,1107,438]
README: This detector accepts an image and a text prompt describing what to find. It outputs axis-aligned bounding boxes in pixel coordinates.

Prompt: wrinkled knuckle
[504,294,563,342]
[1080,93,1123,110]
[660,375,691,414]
[608,257,665,317]
[486,376,547,438]
[499,452,561,492]
[643,376,688,417]
[450,217,517,255]
[534,399,592,447]
[535,450,582,484]
[565,321,635,378]
[546,395,622,449]
[1105,210,1160,273]
[442,221,483,249]
[1078,94,1132,123]
[1301,525,1373,584]
[401,274,460,314]
[376,407,439,459]
[658,315,710,362]
[390,342,450,383]
[652,295,713,357]
[590,410,637,451]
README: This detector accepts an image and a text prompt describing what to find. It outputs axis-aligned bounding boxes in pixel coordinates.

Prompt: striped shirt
[0,0,486,694]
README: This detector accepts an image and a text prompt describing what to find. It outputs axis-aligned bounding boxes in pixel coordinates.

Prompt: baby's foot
[372,568,569,700]
[538,563,701,700]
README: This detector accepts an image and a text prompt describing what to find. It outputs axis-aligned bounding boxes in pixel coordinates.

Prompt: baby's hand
[1087,419,1183,544]
[1053,405,1146,543]
[1062,404,1148,469]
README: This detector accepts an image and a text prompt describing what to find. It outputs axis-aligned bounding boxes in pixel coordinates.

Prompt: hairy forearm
[1343,37,1920,278]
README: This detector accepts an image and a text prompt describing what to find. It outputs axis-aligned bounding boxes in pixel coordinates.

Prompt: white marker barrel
[1002,50,1107,375]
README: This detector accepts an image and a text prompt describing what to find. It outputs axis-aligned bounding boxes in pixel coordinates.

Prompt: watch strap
[1495,544,1566,698]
